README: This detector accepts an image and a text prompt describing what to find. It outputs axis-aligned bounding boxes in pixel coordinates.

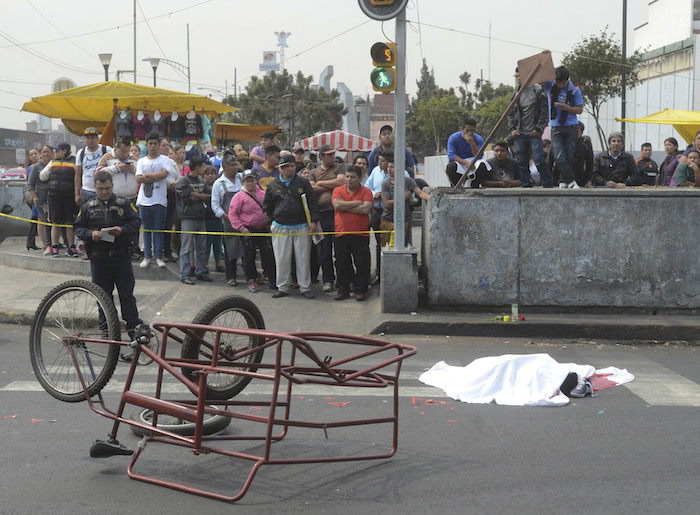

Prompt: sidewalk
[1,237,698,342]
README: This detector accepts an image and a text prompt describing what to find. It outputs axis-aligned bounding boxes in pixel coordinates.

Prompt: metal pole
[393,8,407,250]
[621,0,627,139]
[234,68,237,100]
[133,0,137,83]
[187,23,191,93]
[290,90,295,145]
[152,67,157,87]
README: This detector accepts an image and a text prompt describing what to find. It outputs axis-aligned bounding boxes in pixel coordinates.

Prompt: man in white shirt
[364,150,411,285]
[211,152,244,286]
[74,127,112,206]
[135,132,171,269]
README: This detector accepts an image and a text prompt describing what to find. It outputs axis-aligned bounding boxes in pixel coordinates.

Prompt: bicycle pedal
[89,439,134,458]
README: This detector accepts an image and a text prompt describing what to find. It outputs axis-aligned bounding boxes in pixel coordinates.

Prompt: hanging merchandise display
[184,109,203,140]
[115,109,133,138]
[168,111,185,141]
[133,110,150,140]
[200,114,212,146]
[150,109,166,138]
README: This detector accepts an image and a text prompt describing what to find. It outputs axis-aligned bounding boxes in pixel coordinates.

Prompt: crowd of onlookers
[446,64,700,190]
[24,63,700,304]
[24,124,428,301]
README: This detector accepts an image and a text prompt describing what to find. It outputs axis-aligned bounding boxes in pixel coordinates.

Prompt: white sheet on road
[419,353,634,407]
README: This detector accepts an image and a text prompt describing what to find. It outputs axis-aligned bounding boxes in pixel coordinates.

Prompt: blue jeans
[179,219,208,279]
[139,204,166,259]
[550,125,578,184]
[515,134,554,188]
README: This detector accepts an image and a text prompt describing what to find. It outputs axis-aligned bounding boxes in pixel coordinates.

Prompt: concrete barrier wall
[424,187,700,311]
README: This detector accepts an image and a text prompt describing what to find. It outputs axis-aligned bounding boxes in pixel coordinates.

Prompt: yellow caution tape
[0,212,394,237]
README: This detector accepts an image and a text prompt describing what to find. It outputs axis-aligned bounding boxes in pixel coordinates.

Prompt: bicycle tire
[128,406,231,437]
[29,280,121,402]
[180,295,265,400]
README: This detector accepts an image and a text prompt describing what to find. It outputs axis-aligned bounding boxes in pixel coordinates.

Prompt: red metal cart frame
[66,321,417,502]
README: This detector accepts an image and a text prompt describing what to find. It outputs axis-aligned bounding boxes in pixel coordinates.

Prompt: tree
[223,69,346,147]
[410,95,465,154]
[562,28,644,150]
[406,59,458,155]
[475,93,513,143]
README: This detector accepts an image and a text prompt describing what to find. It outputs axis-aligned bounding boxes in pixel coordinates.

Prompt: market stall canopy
[616,108,700,144]
[21,81,237,136]
[215,122,281,142]
[294,131,375,152]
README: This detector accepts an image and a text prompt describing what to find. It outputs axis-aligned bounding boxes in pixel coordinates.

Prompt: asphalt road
[1,323,699,514]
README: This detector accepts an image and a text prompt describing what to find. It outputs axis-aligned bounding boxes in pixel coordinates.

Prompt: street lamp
[98,53,112,81]
[144,57,191,93]
[144,57,160,87]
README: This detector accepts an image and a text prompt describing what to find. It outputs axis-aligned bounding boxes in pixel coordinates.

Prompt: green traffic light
[371,67,395,91]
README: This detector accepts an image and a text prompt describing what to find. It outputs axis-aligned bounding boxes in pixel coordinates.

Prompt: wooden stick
[454,63,543,189]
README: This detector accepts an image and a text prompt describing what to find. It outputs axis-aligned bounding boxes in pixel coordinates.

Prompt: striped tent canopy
[294,131,374,152]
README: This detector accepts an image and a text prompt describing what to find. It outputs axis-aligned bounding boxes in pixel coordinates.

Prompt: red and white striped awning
[294,130,375,152]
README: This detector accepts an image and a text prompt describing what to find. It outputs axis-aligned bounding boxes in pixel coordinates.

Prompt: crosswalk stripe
[0,380,443,398]
[584,356,700,407]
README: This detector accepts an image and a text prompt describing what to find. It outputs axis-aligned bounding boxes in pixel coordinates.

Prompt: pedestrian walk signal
[370,42,396,93]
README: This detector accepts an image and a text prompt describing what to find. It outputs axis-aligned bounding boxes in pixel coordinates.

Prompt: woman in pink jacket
[228,170,276,292]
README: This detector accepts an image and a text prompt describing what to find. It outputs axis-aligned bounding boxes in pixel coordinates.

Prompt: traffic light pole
[393,8,407,250]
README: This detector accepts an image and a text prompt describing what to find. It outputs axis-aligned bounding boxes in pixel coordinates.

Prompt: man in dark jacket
[592,132,642,188]
[175,156,212,284]
[74,171,142,340]
[263,154,320,299]
[509,66,553,188]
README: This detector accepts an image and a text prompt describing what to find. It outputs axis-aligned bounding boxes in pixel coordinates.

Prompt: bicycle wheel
[128,406,231,437]
[29,280,121,402]
[181,295,265,400]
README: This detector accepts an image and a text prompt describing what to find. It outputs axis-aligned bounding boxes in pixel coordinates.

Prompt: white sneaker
[139,258,152,268]
[156,258,166,268]
[568,181,580,189]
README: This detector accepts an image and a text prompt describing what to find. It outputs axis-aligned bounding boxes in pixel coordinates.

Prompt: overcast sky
[0,0,649,132]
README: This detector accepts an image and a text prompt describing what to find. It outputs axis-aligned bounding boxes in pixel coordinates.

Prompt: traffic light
[370,42,396,93]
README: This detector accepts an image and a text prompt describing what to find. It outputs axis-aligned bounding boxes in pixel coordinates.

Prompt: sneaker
[43,246,52,256]
[181,277,194,285]
[570,376,594,398]
[272,290,288,298]
[301,290,315,299]
[559,181,580,189]
[66,246,80,257]
[227,279,238,287]
[140,258,151,268]
[334,291,349,301]
[323,282,333,292]
[355,293,367,302]
[197,274,213,282]
[50,245,60,258]
[155,258,166,268]
[247,279,258,293]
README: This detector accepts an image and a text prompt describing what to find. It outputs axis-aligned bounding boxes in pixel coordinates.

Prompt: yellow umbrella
[22,81,237,136]
[616,108,700,144]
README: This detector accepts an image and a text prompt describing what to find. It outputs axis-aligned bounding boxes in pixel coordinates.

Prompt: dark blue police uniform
[74,194,143,336]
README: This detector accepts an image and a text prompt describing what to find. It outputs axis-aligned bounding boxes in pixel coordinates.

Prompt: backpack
[80,145,107,168]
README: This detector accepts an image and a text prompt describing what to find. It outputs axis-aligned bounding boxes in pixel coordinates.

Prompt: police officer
[74,170,143,343]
